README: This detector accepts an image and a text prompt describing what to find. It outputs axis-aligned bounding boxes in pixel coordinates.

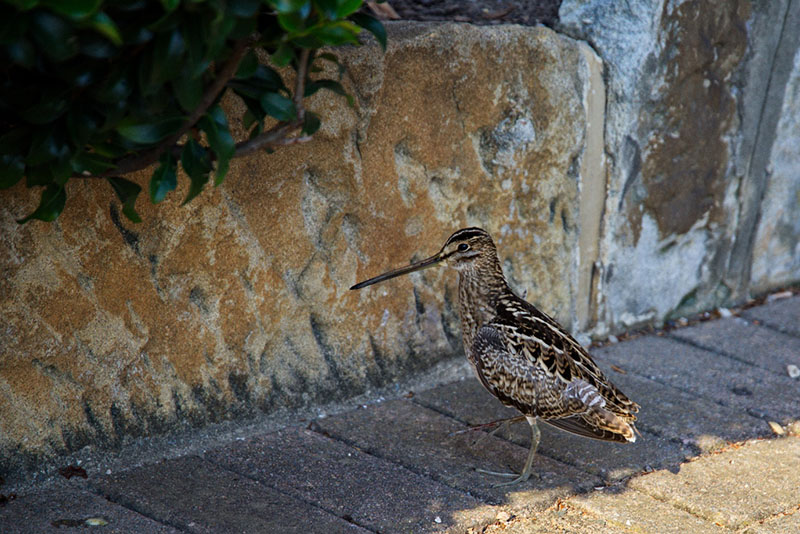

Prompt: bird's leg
[450,415,526,437]
[471,415,526,447]
[476,418,541,486]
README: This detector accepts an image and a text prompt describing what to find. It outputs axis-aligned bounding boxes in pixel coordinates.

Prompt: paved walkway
[2,296,799,533]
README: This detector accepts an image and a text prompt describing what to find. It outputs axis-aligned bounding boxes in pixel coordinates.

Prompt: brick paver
[314,398,597,509]
[742,295,800,337]
[671,317,800,376]
[2,298,798,533]
[595,335,800,422]
[91,455,366,533]
[204,426,496,533]
[628,436,800,530]
[0,487,179,534]
[568,486,726,534]
[415,374,694,482]
[590,369,768,451]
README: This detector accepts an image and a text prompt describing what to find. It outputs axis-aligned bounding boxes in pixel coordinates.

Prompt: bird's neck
[456,257,509,353]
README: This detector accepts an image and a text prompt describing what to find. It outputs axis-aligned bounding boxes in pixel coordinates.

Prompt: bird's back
[469,290,639,442]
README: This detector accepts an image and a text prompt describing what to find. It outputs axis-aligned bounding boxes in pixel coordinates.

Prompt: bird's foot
[449,415,525,437]
[475,468,534,487]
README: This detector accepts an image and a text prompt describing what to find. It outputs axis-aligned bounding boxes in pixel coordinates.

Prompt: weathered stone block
[0,23,601,477]
[569,486,727,534]
[92,455,367,533]
[314,398,592,508]
[0,487,179,534]
[628,436,800,530]
[559,0,800,329]
[203,427,496,533]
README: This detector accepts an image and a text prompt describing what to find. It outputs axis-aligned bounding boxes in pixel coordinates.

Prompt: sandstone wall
[2,4,799,477]
[559,0,800,331]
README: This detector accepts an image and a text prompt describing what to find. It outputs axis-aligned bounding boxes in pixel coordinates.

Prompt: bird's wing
[471,324,636,442]
[492,294,640,420]
[471,323,635,441]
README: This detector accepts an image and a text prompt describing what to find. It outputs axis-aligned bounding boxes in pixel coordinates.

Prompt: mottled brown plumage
[351,227,639,485]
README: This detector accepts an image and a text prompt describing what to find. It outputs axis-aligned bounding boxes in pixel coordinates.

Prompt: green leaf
[160,0,179,12]
[172,72,203,112]
[336,0,362,18]
[269,0,311,15]
[260,92,296,121]
[236,49,259,79]
[198,106,235,185]
[242,109,258,131]
[141,29,185,89]
[304,79,354,106]
[149,152,177,203]
[93,68,133,102]
[30,11,78,61]
[271,43,294,67]
[301,111,321,136]
[17,184,66,223]
[7,0,39,10]
[27,130,70,166]
[116,117,183,145]
[313,0,337,19]
[180,139,212,205]
[229,0,261,17]
[7,38,35,68]
[41,0,101,20]
[70,151,114,175]
[19,94,70,125]
[107,176,142,223]
[310,20,361,46]
[0,154,25,189]
[350,13,386,50]
[278,11,305,33]
[86,11,122,45]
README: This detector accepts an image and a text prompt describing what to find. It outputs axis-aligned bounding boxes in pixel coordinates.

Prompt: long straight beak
[350,251,448,290]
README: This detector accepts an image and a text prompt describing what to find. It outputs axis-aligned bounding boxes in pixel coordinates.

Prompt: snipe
[351,227,639,485]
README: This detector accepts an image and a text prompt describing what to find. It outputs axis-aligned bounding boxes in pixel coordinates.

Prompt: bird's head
[350,227,498,290]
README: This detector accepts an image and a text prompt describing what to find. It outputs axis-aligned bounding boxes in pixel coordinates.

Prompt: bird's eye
[458,243,470,252]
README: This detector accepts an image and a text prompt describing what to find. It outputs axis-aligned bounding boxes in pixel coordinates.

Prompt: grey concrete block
[671,317,800,376]
[204,426,495,533]
[594,336,800,423]
[742,296,800,338]
[629,436,800,530]
[604,370,769,451]
[488,507,631,534]
[91,455,365,534]
[569,486,726,534]
[739,511,800,534]
[0,487,178,534]
[413,378,693,482]
[314,398,597,509]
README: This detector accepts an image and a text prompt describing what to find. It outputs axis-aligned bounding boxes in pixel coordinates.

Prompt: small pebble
[496,511,511,522]
[105,469,111,475]
[787,364,800,379]
[608,335,619,344]
[766,290,793,302]
[434,516,442,524]
[768,421,785,436]
[718,307,733,318]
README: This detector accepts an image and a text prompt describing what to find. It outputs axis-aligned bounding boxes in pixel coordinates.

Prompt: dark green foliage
[1,0,385,223]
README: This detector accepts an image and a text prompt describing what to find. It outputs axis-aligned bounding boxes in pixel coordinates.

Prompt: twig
[293,48,311,123]
[86,42,313,175]
[234,120,302,157]
[235,48,313,157]
[96,38,253,178]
